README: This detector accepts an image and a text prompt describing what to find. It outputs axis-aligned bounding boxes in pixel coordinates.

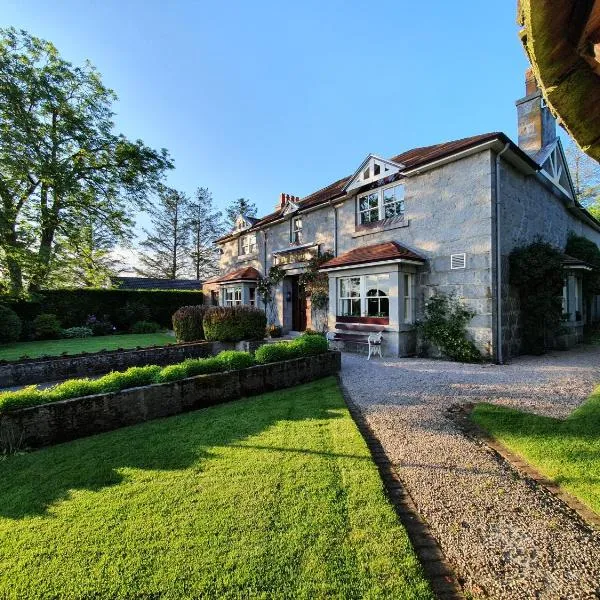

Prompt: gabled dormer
[234,214,255,232]
[343,154,405,193]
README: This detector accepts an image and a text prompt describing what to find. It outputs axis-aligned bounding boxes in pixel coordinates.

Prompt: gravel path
[340,346,600,599]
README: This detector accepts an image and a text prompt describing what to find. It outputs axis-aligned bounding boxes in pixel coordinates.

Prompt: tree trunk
[29,185,58,292]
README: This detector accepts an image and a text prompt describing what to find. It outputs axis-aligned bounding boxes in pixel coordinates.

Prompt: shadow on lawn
[0,378,345,519]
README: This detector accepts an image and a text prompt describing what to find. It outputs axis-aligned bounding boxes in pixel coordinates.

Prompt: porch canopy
[212,266,262,284]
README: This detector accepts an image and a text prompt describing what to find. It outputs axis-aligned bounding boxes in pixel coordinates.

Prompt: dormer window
[291,215,303,244]
[239,232,257,255]
[358,184,405,226]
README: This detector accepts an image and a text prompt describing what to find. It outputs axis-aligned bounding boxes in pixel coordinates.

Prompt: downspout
[495,143,510,364]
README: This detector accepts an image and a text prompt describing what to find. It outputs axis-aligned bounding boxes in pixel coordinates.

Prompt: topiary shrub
[131,320,161,334]
[255,343,293,364]
[172,305,207,342]
[417,293,482,363]
[32,313,62,340]
[62,326,94,339]
[203,306,267,342]
[255,332,328,364]
[0,305,22,343]
[510,239,564,354]
[215,350,256,371]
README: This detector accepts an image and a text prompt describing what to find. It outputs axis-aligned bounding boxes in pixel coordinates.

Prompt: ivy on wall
[565,232,600,295]
[509,238,564,355]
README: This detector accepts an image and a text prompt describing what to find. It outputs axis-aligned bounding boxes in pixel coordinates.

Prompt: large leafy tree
[185,187,224,280]
[564,139,600,217]
[136,185,190,279]
[0,28,172,294]
[225,197,257,229]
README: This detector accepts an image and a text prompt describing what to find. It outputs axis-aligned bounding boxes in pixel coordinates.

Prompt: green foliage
[299,250,334,310]
[86,315,114,337]
[0,379,432,598]
[203,306,267,342]
[32,313,62,340]
[471,385,600,515]
[0,288,203,329]
[172,305,206,342]
[566,232,600,294]
[418,293,481,363]
[256,266,286,325]
[0,305,21,343]
[225,197,257,229]
[62,327,93,339]
[130,321,161,334]
[214,350,256,371]
[255,332,329,364]
[0,28,172,294]
[510,239,564,354]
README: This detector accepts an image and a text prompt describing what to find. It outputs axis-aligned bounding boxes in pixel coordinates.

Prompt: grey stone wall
[0,342,218,388]
[498,160,600,357]
[0,352,341,452]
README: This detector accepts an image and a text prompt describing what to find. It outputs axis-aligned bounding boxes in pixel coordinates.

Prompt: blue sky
[3,1,530,224]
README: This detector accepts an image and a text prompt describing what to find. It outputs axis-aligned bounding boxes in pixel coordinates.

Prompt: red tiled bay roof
[214,266,261,283]
[319,241,426,270]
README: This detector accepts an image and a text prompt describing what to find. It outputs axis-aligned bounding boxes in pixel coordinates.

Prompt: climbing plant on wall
[299,250,334,331]
[565,232,600,295]
[509,238,564,355]
[256,266,285,326]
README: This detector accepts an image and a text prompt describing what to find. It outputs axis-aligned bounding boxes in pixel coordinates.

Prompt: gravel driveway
[340,345,600,599]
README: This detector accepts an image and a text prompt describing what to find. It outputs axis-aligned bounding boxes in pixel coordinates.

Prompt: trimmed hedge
[0,305,22,343]
[172,305,207,342]
[0,288,203,333]
[33,314,62,340]
[0,334,329,414]
[203,306,267,342]
[131,320,161,334]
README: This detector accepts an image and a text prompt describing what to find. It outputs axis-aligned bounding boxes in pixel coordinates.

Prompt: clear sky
[3,1,530,224]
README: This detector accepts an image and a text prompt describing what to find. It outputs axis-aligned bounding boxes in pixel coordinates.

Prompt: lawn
[0,332,175,361]
[471,385,600,516]
[0,378,432,600]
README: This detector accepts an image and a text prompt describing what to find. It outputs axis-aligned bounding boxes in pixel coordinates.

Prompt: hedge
[203,306,267,342]
[172,305,207,342]
[0,288,204,333]
[0,334,329,414]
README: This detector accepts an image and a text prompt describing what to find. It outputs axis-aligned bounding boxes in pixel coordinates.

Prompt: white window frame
[403,273,413,324]
[337,274,391,318]
[239,233,257,256]
[357,183,405,226]
[248,286,256,306]
[224,286,242,306]
[290,215,303,244]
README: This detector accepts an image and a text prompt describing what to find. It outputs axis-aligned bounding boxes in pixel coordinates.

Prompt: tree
[185,187,224,280]
[136,185,189,279]
[564,139,600,216]
[0,28,172,294]
[225,198,257,229]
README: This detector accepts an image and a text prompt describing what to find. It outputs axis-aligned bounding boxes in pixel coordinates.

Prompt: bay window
[403,273,413,323]
[239,233,257,255]
[338,274,390,318]
[248,287,256,306]
[224,286,242,306]
[358,184,405,226]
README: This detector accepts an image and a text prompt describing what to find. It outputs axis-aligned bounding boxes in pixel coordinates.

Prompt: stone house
[208,73,600,361]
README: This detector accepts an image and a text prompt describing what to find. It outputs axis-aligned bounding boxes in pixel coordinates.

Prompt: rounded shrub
[215,350,256,371]
[203,306,267,342]
[255,342,293,364]
[32,313,62,340]
[62,326,94,339]
[131,320,161,334]
[0,305,22,343]
[172,305,207,342]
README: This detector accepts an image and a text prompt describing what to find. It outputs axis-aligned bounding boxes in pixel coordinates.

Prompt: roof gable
[537,138,575,200]
[343,154,404,193]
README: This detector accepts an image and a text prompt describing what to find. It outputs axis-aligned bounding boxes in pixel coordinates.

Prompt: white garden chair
[367,331,383,360]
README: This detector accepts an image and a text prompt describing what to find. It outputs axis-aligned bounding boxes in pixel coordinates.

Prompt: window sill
[237,253,259,262]
[336,316,389,325]
[353,216,409,238]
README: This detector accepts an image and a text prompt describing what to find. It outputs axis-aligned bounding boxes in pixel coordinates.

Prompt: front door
[291,276,307,331]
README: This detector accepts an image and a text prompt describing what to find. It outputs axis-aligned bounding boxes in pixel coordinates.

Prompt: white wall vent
[450,253,466,270]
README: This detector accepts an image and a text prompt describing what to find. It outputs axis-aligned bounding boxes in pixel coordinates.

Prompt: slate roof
[216,132,529,242]
[114,277,202,290]
[213,266,262,283]
[319,241,426,270]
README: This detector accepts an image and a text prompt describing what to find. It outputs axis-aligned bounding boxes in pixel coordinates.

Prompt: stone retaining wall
[0,340,268,388]
[0,351,341,452]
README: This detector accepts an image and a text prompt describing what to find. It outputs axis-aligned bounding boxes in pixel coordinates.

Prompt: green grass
[0,378,432,599]
[471,386,600,516]
[0,333,175,361]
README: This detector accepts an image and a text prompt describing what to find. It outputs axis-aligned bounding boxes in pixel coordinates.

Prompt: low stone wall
[0,340,267,388]
[0,351,341,452]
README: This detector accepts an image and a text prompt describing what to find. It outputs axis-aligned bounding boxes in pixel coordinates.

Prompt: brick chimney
[516,68,557,156]
[276,193,300,210]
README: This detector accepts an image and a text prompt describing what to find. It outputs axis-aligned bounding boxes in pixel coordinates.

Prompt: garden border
[0,340,266,388]
[0,351,341,452]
